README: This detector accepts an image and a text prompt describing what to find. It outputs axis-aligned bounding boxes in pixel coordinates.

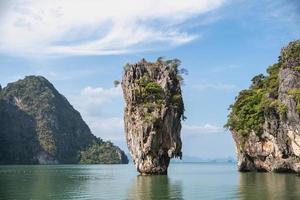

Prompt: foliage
[123,63,131,71]
[265,63,281,98]
[294,66,300,72]
[281,40,300,62]
[171,94,182,106]
[225,89,265,137]
[144,111,156,123]
[145,82,163,94]
[135,75,164,105]
[251,74,265,89]
[127,58,186,122]
[271,100,288,116]
[225,63,286,138]
[79,139,128,164]
[288,89,300,113]
[144,82,164,101]
[113,80,120,87]
[0,76,128,164]
[156,58,188,85]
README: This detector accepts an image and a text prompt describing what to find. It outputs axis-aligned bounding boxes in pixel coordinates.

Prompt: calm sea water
[1,163,300,200]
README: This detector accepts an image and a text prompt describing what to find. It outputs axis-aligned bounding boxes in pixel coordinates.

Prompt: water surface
[1,163,300,199]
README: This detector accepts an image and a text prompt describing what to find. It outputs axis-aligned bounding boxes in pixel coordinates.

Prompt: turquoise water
[1,163,300,199]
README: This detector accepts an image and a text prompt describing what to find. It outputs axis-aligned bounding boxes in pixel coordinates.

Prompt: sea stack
[122,58,185,175]
[226,40,300,172]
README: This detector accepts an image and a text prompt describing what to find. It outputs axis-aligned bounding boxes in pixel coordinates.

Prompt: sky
[0,0,300,159]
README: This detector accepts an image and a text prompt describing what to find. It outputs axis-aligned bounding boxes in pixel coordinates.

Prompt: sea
[1,163,300,200]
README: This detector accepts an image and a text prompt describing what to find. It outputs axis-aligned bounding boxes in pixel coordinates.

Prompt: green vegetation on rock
[228,40,300,173]
[0,76,128,164]
[280,40,300,70]
[122,58,184,174]
[226,40,300,139]
[145,82,163,94]
[128,58,186,123]
[113,80,120,87]
[134,75,164,105]
[295,66,300,72]
[225,63,286,138]
[79,139,129,164]
[288,89,300,113]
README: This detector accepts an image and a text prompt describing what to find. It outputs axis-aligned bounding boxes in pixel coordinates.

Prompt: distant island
[171,155,236,163]
[0,76,128,164]
[226,39,300,172]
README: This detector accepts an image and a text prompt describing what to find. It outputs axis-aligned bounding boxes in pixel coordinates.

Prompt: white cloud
[183,123,224,135]
[36,68,105,81]
[193,83,239,91]
[0,0,225,57]
[71,85,122,116]
[81,85,122,106]
[85,116,124,140]
[68,85,124,140]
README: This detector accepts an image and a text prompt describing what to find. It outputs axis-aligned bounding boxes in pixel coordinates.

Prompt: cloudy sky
[0,0,300,158]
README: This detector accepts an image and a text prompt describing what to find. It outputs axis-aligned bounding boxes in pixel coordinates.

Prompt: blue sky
[0,0,299,158]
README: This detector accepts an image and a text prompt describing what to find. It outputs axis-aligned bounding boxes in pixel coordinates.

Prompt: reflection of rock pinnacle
[128,175,183,200]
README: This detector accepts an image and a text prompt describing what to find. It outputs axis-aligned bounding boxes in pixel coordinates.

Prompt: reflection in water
[0,166,89,199]
[238,172,300,199]
[3,164,300,199]
[128,175,183,200]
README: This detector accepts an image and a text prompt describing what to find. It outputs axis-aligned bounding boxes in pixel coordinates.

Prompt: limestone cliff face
[0,76,128,164]
[122,58,184,175]
[228,40,300,172]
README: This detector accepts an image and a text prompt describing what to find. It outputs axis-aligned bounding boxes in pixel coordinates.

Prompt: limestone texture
[228,40,300,172]
[122,58,185,175]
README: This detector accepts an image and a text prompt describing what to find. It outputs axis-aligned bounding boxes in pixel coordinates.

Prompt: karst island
[121,58,185,175]
[0,76,128,165]
[226,40,300,172]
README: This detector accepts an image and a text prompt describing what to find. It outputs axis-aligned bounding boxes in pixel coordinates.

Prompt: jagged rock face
[0,99,40,164]
[0,76,96,164]
[122,59,184,175]
[0,76,129,164]
[230,40,300,172]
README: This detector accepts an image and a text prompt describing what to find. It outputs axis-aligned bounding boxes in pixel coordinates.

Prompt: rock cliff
[122,58,185,175]
[0,76,128,164]
[226,40,300,172]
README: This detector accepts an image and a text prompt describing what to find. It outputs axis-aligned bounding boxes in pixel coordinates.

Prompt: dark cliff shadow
[237,172,300,199]
[0,99,41,164]
[127,175,183,200]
